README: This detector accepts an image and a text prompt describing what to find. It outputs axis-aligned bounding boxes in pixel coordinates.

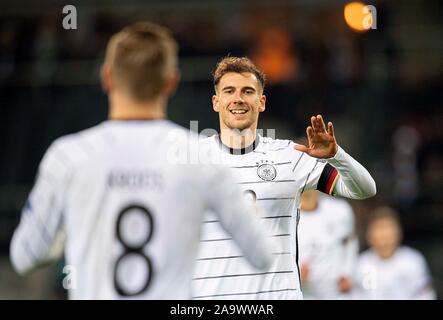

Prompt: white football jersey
[298,195,358,299]
[10,120,272,299]
[353,246,436,300]
[192,135,340,300]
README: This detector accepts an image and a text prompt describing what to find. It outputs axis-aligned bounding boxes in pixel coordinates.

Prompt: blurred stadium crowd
[0,0,442,298]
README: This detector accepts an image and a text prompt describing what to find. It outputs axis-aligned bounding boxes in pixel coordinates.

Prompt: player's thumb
[293,144,309,153]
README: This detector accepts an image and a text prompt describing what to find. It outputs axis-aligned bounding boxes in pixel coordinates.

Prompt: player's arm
[204,165,273,270]
[294,115,376,199]
[10,141,68,275]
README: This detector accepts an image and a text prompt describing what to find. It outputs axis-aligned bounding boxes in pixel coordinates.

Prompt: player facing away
[9,23,273,299]
[353,206,436,300]
[298,190,358,300]
[191,57,376,300]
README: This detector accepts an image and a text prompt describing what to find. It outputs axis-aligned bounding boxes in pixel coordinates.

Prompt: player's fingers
[327,122,335,137]
[307,126,314,142]
[312,115,323,132]
[310,116,317,133]
[317,115,327,132]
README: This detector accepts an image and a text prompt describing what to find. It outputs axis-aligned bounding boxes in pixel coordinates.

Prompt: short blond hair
[104,22,178,101]
[212,57,266,92]
[368,206,401,227]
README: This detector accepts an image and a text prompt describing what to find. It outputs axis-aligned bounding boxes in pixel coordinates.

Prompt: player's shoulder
[38,124,105,172]
[259,136,322,165]
[397,246,427,263]
[198,134,294,150]
[49,123,108,154]
[258,135,294,152]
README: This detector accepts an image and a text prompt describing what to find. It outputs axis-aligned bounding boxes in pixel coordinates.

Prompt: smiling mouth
[229,109,248,114]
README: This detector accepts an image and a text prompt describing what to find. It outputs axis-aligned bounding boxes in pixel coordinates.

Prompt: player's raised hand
[294,115,338,159]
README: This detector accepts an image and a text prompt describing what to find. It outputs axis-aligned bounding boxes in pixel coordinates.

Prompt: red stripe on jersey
[325,169,339,195]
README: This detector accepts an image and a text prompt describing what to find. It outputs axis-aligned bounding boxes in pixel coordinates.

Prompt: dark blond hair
[212,57,266,92]
[104,22,178,101]
[368,206,401,227]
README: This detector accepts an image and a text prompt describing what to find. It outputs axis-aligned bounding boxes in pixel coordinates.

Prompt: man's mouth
[229,109,248,115]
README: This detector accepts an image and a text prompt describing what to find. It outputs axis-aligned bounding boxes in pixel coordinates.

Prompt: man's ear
[100,64,113,93]
[163,69,180,97]
[259,94,266,112]
[212,94,220,112]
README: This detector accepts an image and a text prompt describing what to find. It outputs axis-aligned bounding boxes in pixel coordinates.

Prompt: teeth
[230,110,247,114]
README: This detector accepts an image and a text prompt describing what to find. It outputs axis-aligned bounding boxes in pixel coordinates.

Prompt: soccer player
[9,23,273,299]
[192,57,376,300]
[353,206,436,300]
[298,190,358,299]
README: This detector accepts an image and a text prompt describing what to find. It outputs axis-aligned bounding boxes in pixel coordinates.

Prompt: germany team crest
[257,161,277,181]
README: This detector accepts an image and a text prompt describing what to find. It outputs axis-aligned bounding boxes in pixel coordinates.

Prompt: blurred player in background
[9,22,273,299]
[192,56,376,300]
[353,206,436,300]
[298,190,358,299]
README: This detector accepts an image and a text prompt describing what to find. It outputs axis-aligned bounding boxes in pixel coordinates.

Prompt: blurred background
[0,0,442,299]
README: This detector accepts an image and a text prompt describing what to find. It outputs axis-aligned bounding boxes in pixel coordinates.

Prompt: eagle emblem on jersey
[257,160,277,181]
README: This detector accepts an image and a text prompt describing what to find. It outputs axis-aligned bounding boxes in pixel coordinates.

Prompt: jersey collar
[216,134,260,155]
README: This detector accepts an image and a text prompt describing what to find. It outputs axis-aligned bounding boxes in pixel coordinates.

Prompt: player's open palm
[294,115,338,159]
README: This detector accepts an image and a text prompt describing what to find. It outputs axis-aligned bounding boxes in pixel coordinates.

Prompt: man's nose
[233,91,245,103]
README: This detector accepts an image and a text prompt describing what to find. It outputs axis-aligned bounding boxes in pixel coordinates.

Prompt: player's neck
[376,248,397,260]
[108,92,166,120]
[219,125,257,150]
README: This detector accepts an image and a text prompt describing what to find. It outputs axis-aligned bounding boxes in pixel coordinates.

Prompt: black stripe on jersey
[196,252,291,261]
[238,179,296,185]
[200,237,232,242]
[192,288,298,299]
[196,255,244,261]
[257,197,294,200]
[230,164,259,169]
[202,220,219,224]
[316,163,335,193]
[230,162,292,169]
[193,270,293,281]
[292,153,305,172]
[261,215,292,219]
[203,215,291,223]
[275,161,292,166]
[300,160,319,194]
[295,208,302,290]
[200,233,291,242]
